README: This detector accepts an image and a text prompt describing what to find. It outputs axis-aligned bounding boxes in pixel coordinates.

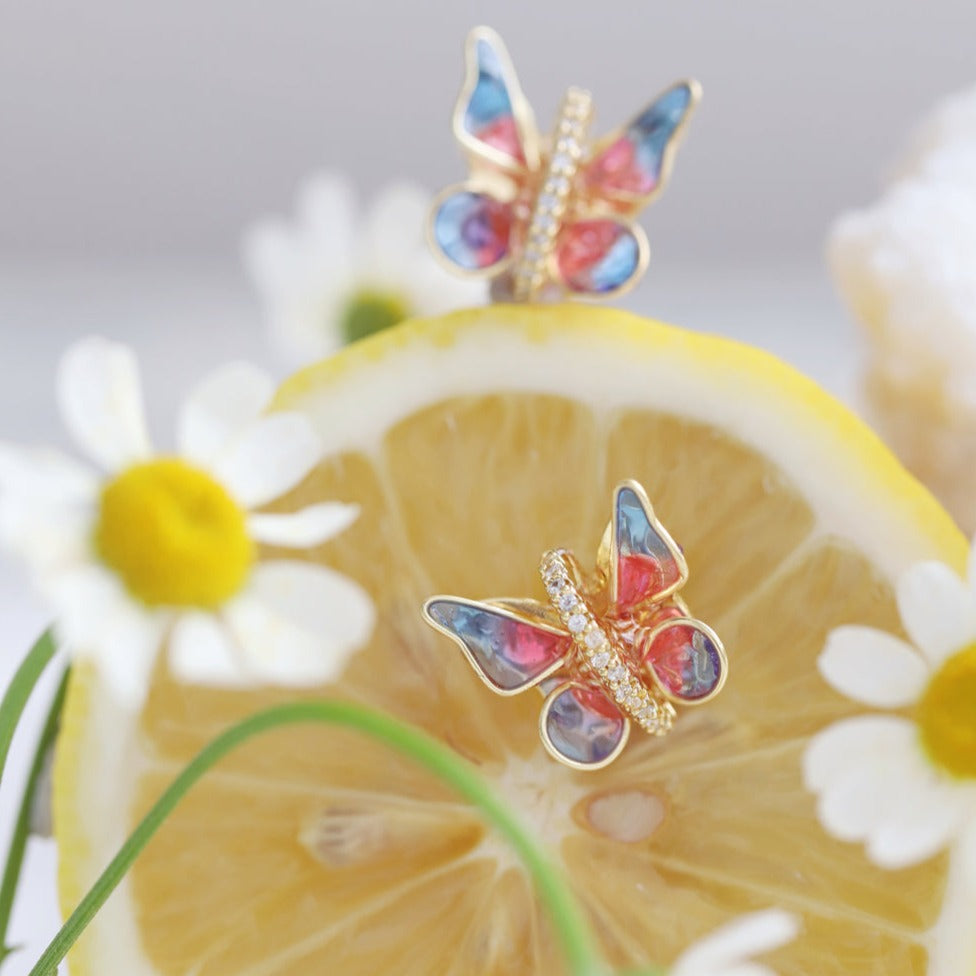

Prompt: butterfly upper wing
[554,218,648,296]
[453,27,539,173]
[539,680,630,769]
[583,80,700,209]
[610,480,688,612]
[429,186,514,275]
[423,596,570,695]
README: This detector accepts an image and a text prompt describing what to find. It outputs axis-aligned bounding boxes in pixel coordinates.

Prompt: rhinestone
[537,193,559,213]
[551,152,574,173]
[608,665,628,683]
[567,613,588,633]
[639,705,658,723]
[614,687,629,703]
[591,651,611,669]
[546,176,570,196]
[557,591,578,612]
[582,628,603,649]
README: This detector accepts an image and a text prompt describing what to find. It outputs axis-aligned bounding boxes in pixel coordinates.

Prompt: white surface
[0,259,860,970]
[2,2,976,265]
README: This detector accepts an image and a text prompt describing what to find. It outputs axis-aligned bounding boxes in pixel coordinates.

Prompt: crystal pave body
[423,479,727,770]
[512,88,593,300]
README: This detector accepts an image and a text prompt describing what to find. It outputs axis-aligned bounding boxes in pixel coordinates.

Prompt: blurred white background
[0,0,974,970]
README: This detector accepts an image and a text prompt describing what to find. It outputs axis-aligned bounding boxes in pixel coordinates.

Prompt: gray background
[2,0,975,265]
[0,2,974,969]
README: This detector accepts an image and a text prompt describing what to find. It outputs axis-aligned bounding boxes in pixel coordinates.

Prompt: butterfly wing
[429,186,514,275]
[583,80,700,209]
[610,480,688,612]
[640,617,727,705]
[423,597,570,695]
[554,218,648,296]
[539,680,630,770]
[454,27,539,172]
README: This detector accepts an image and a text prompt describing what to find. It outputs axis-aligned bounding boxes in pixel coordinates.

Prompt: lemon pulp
[56,306,970,976]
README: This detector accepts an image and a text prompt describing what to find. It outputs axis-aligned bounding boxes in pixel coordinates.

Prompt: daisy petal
[897,561,976,665]
[56,337,152,471]
[804,715,916,792]
[364,180,429,263]
[177,362,275,464]
[169,612,250,687]
[224,561,374,685]
[671,910,799,974]
[868,781,964,869]
[248,503,359,548]
[242,219,300,297]
[213,413,322,508]
[49,565,164,709]
[818,625,928,706]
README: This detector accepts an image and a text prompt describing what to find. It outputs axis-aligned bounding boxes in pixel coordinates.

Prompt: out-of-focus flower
[0,337,375,708]
[244,172,486,364]
[827,83,976,531]
[805,542,976,870]
[669,909,799,976]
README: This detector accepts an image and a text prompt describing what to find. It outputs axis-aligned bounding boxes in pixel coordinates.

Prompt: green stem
[29,700,608,976]
[0,631,57,786]
[0,669,69,968]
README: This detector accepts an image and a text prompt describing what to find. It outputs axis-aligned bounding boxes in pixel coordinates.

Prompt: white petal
[177,362,275,464]
[0,444,98,564]
[297,172,357,257]
[168,612,250,687]
[56,337,152,471]
[804,715,917,792]
[671,910,799,974]
[818,626,928,707]
[867,782,964,868]
[363,180,429,264]
[897,561,976,665]
[212,413,322,508]
[248,502,359,548]
[224,561,374,685]
[957,818,976,890]
[50,566,164,708]
[242,219,302,298]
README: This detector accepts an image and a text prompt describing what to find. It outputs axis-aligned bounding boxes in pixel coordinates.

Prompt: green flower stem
[0,631,57,787]
[29,700,609,976]
[0,668,69,968]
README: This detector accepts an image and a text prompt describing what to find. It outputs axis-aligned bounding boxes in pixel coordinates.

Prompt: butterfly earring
[428,26,700,301]
[423,481,727,770]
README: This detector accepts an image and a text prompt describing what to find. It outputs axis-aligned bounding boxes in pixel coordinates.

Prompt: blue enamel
[426,599,568,692]
[432,191,511,271]
[542,684,628,767]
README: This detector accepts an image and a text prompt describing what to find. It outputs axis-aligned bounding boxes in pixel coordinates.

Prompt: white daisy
[805,541,976,870]
[0,336,375,708]
[243,171,486,364]
[670,909,799,976]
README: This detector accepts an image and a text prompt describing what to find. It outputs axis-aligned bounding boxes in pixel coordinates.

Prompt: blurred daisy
[0,337,374,708]
[805,544,976,869]
[244,172,486,364]
[670,909,798,976]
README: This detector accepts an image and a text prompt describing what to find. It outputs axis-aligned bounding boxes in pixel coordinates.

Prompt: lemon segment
[55,305,970,976]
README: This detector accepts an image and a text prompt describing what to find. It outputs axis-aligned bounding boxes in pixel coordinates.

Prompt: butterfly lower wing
[423,597,570,695]
[554,219,648,296]
[583,80,700,208]
[539,680,630,770]
[641,616,727,705]
[454,26,539,171]
[429,186,514,276]
[611,480,688,612]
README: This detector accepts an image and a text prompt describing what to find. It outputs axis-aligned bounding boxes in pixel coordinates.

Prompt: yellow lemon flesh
[55,306,973,976]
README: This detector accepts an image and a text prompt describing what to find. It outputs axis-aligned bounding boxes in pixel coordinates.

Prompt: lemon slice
[55,306,971,975]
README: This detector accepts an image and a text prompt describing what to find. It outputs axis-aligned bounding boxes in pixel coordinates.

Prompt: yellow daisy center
[916,642,976,779]
[340,289,411,344]
[94,458,254,608]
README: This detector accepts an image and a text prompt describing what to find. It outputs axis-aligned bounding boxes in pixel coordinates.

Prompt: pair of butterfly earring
[421,31,725,769]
